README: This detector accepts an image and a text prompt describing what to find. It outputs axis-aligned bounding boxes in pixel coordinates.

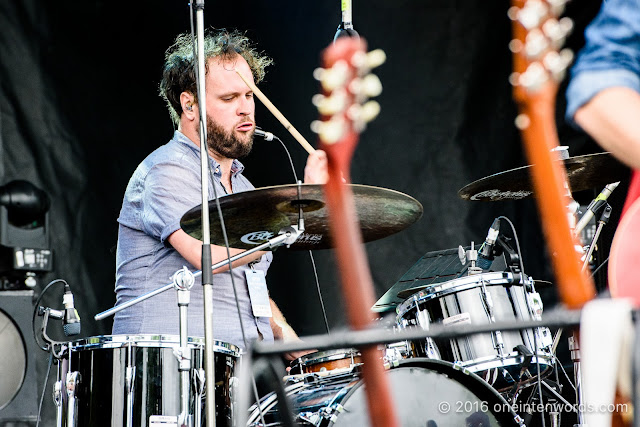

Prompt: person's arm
[167,229,266,273]
[269,299,314,361]
[575,87,640,171]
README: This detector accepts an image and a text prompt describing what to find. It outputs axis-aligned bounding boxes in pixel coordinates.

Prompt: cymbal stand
[173,266,196,427]
[95,227,302,322]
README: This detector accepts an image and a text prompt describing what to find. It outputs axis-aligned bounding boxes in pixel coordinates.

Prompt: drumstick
[235,69,316,154]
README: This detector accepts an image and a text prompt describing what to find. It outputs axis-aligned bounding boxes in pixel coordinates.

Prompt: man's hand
[269,299,315,361]
[304,150,329,184]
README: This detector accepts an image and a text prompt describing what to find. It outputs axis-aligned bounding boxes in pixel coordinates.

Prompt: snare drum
[288,349,361,375]
[64,335,239,427]
[396,272,553,382]
[248,358,524,426]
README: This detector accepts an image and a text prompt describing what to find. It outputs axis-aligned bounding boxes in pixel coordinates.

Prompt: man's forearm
[575,87,640,170]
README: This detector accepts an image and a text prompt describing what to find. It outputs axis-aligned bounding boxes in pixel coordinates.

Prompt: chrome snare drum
[65,335,239,427]
[396,272,553,382]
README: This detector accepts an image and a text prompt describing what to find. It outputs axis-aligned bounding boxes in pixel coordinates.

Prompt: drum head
[331,359,520,427]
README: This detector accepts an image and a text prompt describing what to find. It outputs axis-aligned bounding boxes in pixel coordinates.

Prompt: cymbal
[396,278,552,300]
[180,183,423,250]
[458,152,629,201]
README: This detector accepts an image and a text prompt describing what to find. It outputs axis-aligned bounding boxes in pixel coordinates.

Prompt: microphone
[334,0,359,41]
[477,218,500,270]
[574,181,620,234]
[254,127,274,141]
[62,283,81,336]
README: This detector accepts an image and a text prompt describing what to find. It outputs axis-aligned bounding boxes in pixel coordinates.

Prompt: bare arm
[167,229,266,273]
[269,299,315,361]
[575,87,640,170]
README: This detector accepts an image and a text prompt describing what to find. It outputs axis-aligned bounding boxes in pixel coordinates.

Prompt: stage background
[0,0,623,425]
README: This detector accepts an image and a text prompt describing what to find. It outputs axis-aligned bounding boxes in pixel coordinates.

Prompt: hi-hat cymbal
[180,183,423,250]
[458,152,629,201]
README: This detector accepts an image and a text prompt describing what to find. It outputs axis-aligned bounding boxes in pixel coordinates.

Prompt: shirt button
[215,168,219,173]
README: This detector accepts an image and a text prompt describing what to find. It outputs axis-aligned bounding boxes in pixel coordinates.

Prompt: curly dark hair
[159,29,273,126]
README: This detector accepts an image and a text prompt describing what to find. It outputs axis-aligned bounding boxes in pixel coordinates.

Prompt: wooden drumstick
[235,69,316,154]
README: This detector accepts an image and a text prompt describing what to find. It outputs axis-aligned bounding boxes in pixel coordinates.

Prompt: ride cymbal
[180,183,423,250]
[458,152,629,201]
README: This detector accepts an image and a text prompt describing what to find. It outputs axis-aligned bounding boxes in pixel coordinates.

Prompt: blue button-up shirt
[113,131,274,349]
[566,0,640,123]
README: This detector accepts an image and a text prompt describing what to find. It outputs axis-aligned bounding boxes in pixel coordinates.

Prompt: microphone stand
[189,0,218,424]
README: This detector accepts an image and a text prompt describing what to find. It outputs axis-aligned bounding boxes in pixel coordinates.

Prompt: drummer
[112,29,327,358]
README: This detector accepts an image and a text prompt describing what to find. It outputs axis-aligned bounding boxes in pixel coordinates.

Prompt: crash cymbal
[458,152,629,201]
[396,278,552,299]
[180,183,423,250]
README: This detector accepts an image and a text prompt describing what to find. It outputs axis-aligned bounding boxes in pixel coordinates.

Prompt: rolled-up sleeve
[566,0,640,125]
[142,162,202,243]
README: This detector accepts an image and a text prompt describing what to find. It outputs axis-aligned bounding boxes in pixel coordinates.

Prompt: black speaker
[0,290,38,423]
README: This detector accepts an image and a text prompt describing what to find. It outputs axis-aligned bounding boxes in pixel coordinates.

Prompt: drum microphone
[477,218,500,270]
[574,181,620,234]
[254,127,274,141]
[62,283,81,336]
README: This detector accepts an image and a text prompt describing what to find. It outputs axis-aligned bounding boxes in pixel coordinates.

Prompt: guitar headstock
[508,0,574,115]
[311,37,385,181]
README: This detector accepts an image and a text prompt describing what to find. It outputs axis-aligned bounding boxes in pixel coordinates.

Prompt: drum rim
[69,334,240,356]
[297,348,361,365]
[395,271,528,319]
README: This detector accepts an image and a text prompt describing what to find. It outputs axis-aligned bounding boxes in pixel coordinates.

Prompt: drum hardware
[125,343,135,427]
[65,371,80,427]
[53,363,64,427]
[458,241,483,275]
[193,367,207,427]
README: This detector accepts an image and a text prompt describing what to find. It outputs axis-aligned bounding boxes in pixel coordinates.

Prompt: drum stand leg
[53,359,65,427]
[174,268,195,427]
[568,334,586,426]
[65,371,81,427]
[125,344,136,427]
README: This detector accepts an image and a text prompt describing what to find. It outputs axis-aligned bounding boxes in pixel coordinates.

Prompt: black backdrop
[0,0,623,424]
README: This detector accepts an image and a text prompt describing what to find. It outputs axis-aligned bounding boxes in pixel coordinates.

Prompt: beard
[206,116,254,159]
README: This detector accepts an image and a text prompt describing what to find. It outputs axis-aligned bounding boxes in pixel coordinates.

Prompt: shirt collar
[173,130,245,176]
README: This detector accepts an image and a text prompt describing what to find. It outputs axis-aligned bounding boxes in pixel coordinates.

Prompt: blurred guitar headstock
[311,37,385,179]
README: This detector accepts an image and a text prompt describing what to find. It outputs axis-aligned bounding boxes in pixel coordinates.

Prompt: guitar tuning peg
[547,0,568,17]
[350,49,386,72]
[312,90,348,116]
[366,49,386,69]
[314,61,350,91]
[514,0,548,30]
[360,100,381,123]
[543,48,574,82]
[349,74,383,98]
[525,29,549,59]
[311,118,346,144]
[519,62,549,91]
[543,17,574,49]
[347,101,381,126]
[509,39,524,54]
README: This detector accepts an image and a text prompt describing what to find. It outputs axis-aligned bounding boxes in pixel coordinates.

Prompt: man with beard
[112,30,327,355]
